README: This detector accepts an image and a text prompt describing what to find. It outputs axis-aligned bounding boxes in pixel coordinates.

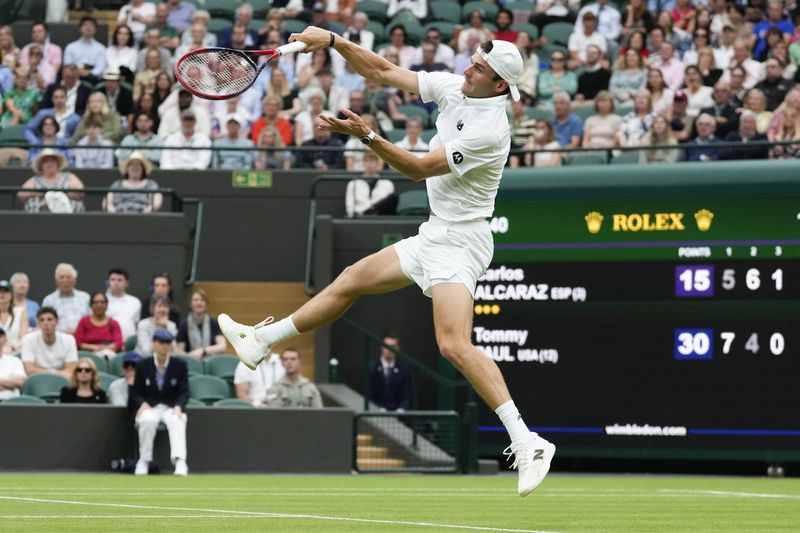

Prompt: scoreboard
[474,164,800,460]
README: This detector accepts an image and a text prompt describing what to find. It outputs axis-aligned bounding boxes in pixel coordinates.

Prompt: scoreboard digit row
[674,329,786,360]
[675,265,783,297]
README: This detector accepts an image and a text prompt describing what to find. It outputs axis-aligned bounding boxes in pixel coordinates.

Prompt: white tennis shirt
[416,71,510,222]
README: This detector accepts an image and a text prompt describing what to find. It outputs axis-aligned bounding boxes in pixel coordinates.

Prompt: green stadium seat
[205,0,237,20]
[173,354,204,376]
[611,151,640,164]
[506,0,536,18]
[524,107,554,121]
[572,107,597,121]
[328,21,346,35]
[511,22,539,40]
[462,1,499,22]
[98,371,117,392]
[565,152,608,166]
[78,352,108,373]
[388,19,424,46]
[124,335,137,352]
[536,43,568,64]
[204,355,239,381]
[396,104,430,128]
[421,128,437,143]
[542,22,574,48]
[189,375,230,404]
[0,125,27,146]
[430,0,461,23]
[208,17,234,34]
[283,19,309,36]
[2,394,47,405]
[213,398,254,408]
[187,398,205,408]
[386,129,406,143]
[424,21,457,43]
[250,0,271,18]
[21,374,68,402]
[366,21,386,45]
[249,19,264,33]
[396,190,429,215]
[430,108,439,125]
[356,0,389,23]
[108,355,125,377]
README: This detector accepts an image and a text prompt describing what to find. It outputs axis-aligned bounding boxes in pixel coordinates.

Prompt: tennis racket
[174,41,308,100]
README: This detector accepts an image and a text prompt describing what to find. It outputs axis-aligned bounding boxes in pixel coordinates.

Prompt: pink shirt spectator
[20,42,63,72]
[659,58,685,92]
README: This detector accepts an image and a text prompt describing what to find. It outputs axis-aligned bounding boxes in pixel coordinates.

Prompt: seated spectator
[694,47,723,87]
[363,78,408,129]
[64,16,107,82]
[680,112,721,161]
[576,0,622,42]
[135,91,162,133]
[148,2,180,51]
[213,114,255,170]
[582,91,623,148]
[382,25,415,70]
[105,268,142,341]
[73,120,115,169]
[74,292,124,358]
[509,100,537,165]
[387,0,427,20]
[575,45,612,102]
[537,50,578,109]
[723,40,761,89]
[769,107,800,159]
[134,50,166,102]
[234,352,285,407]
[0,67,41,127]
[108,351,141,407]
[755,58,795,111]
[684,65,714,117]
[266,348,323,408]
[71,92,124,145]
[141,273,181,324]
[620,29,649,59]
[59,357,108,403]
[670,89,694,141]
[250,95,294,146]
[410,41,450,73]
[41,64,90,117]
[10,272,38,329]
[19,150,84,214]
[308,68,349,115]
[568,12,608,70]
[173,21,211,65]
[551,92,584,148]
[683,29,711,66]
[394,116,429,158]
[618,89,655,145]
[0,327,25,399]
[410,27,454,71]
[532,0,577,31]
[96,69,134,127]
[368,333,411,412]
[116,113,163,165]
[106,25,137,79]
[27,117,74,170]
[176,289,226,359]
[646,67,674,116]
[345,151,395,217]
[118,0,157,45]
[671,0,696,33]
[742,89,773,135]
[20,21,63,73]
[342,11,375,51]
[658,42,685,92]
[21,307,78,378]
[135,294,178,357]
[0,280,26,353]
[523,120,562,168]
[514,32,541,102]
[158,88,212,139]
[640,113,679,163]
[296,48,334,93]
[493,9,519,43]
[720,111,769,160]
[751,1,793,61]
[212,95,254,138]
[131,328,189,476]
[107,152,163,214]
[178,10,217,48]
[655,10,690,53]
[345,114,383,170]
[253,126,292,170]
[699,82,738,138]
[610,49,648,108]
[26,87,80,147]
[296,115,345,170]
[42,263,90,334]
[457,11,495,53]
[264,67,301,119]
[160,110,213,170]
[24,44,56,90]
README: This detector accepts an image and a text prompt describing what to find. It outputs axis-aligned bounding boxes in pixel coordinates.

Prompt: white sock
[255,315,300,346]
[495,400,533,443]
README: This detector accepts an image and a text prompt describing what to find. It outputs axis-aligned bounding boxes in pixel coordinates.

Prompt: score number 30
[675,329,785,359]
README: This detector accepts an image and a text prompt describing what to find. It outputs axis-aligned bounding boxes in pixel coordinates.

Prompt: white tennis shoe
[218,313,272,370]
[504,434,556,497]
[134,460,148,476]
[174,459,189,477]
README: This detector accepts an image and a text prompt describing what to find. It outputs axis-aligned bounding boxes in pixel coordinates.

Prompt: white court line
[1,515,277,519]
[660,490,800,500]
[0,496,562,533]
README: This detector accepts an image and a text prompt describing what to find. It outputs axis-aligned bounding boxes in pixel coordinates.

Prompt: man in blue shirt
[751,1,795,60]
[550,92,583,148]
[63,16,106,81]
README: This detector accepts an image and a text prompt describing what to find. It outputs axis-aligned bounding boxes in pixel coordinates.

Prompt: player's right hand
[288,26,333,52]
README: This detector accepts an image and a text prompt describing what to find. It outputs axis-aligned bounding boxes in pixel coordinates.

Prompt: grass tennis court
[1,473,798,532]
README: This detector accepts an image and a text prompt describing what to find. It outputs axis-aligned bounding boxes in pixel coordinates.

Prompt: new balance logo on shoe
[533,449,544,461]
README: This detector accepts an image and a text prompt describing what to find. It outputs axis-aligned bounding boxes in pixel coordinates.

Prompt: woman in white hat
[105,151,162,214]
[18,149,85,213]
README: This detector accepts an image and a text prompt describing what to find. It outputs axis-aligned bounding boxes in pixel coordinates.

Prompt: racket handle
[278,41,308,55]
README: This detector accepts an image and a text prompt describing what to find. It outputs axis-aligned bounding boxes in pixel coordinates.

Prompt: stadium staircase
[356,433,406,470]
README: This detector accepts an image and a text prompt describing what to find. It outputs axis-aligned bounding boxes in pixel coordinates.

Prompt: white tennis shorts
[394,215,494,298]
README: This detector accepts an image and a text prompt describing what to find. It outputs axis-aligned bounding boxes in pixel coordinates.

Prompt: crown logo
[694,209,714,232]
[585,211,604,234]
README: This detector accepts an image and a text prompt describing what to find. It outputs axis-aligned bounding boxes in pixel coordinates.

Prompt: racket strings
[177,49,258,97]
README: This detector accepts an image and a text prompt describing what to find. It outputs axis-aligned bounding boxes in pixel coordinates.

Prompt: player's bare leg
[219,246,412,369]
[431,282,555,496]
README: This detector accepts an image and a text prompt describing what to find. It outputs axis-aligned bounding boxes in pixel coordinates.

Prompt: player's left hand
[318,109,371,137]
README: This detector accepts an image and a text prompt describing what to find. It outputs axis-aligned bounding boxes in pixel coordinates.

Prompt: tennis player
[219,26,555,496]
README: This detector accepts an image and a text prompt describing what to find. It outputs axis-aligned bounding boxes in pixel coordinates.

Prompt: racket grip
[278,41,308,55]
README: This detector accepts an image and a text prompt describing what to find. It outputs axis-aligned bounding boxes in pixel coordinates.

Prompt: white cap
[224,112,244,126]
[478,40,524,101]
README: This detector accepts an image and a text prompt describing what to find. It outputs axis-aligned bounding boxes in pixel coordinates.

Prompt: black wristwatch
[360,130,376,145]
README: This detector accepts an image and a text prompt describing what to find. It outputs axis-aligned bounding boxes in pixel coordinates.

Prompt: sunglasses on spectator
[76,367,93,373]
[551,56,565,61]
[123,362,137,369]
[91,300,107,304]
